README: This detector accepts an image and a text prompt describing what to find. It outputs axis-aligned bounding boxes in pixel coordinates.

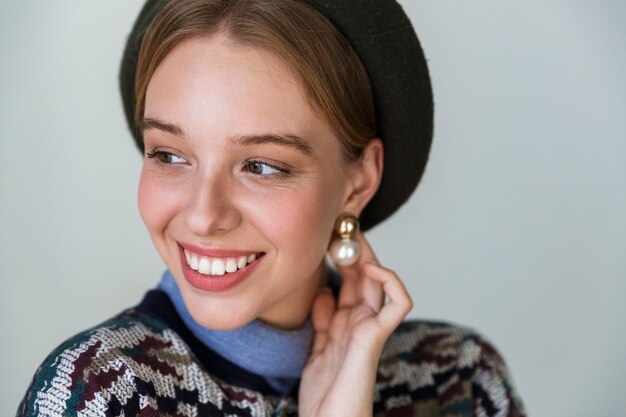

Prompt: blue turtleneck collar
[157,270,313,394]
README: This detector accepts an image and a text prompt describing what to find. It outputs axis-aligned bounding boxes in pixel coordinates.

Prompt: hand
[298,233,413,417]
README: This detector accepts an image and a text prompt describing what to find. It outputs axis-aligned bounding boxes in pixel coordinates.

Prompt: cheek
[244,180,344,258]
[137,169,180,234]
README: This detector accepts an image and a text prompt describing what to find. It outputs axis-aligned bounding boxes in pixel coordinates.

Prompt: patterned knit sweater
[16,290,526,416]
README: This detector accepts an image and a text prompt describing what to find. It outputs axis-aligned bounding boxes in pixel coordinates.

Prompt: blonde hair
[134,0,376,160]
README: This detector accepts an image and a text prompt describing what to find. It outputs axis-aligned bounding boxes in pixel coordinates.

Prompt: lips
[177,243,264,291]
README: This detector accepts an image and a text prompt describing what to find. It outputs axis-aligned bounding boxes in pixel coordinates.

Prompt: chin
[195,312,252,331]
[181,289,258,331]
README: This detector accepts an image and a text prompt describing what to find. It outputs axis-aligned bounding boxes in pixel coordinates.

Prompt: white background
[1,1,625,416]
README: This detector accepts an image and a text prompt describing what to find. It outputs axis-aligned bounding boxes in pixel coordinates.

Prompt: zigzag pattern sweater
[17,290,526,416]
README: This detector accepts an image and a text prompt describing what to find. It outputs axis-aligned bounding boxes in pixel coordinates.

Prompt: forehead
[144,35,337,149]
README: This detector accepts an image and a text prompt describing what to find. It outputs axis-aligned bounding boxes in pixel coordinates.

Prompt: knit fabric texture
[17,290,526,416]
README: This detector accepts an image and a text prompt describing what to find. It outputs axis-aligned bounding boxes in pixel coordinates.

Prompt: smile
[183,248,263,276]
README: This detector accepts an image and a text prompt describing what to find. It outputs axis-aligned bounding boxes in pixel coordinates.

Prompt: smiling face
[138,35,365,330]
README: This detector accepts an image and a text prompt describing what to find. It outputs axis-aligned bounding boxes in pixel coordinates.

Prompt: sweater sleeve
[16,337,110,416]
[15,314,165,417]
[15,331,150,417]
[468,334,526,417]
[374,321,526,417]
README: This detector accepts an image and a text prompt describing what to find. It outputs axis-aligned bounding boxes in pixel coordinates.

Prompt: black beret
[120,0,433,231]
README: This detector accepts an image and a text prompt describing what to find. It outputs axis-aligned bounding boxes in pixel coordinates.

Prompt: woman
[17,0,525,416]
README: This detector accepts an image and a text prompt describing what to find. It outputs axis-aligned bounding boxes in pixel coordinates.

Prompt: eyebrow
[140,118,184,136]
[140,117,313,155]
[230,133,313,155]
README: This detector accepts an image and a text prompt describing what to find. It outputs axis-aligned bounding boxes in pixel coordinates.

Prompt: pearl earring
[329,213,361,266]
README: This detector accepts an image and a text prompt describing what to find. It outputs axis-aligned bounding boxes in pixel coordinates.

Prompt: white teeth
[225,258,238,273]
[190,255,199,271]
[185,249,261,276]
[211,258,226,276]
[198,257,211,274]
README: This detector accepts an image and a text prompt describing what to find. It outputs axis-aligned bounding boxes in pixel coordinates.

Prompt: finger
[353,230,379,268]
[363,262,413,332]
[337,269,358,308]
[359,244,384,312]
[337,233,383,311]
[310,290,336,356]
[312,289,335,331]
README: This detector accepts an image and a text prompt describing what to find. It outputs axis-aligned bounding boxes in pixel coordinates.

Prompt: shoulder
[16,307,223,416]
[374,320,526,417]
[16,308,163,415]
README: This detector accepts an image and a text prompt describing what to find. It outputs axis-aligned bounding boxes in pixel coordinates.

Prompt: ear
[341,138,384,216]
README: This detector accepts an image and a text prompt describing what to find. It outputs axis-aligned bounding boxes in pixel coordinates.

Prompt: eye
[146,150,188,165]
[243,160,286,176]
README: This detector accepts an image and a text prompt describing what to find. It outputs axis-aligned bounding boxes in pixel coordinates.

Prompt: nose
[184,172,241,237]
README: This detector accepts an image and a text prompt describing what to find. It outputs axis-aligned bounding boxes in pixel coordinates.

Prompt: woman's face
[139,35,360,330]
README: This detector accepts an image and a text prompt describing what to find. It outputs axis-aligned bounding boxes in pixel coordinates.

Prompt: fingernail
[365,257,379,265]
